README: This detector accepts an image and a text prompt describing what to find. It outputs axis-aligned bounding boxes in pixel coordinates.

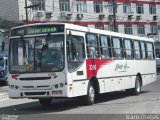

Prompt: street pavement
[0,83,8,102]
[0,76,160,120]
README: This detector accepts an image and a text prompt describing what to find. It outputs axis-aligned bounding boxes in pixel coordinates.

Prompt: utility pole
[112,0,117,32]
[25,0,28,24]
[24,0,39,24]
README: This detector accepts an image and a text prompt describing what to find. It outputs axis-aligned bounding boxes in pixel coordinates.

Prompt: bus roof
[11,22,154,42]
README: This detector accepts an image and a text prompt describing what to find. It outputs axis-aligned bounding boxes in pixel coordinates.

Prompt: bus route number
[89,65,96,70]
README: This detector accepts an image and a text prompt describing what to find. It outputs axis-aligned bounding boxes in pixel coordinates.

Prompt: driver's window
[67,34,85,72]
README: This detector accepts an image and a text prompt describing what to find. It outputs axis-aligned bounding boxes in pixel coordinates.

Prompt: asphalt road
[0,76,160,120]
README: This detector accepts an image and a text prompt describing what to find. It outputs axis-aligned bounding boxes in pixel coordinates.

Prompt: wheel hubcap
[89,85,95,102]
[136,80,141,92]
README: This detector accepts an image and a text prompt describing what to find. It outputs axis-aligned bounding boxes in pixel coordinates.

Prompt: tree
[0,19,24,30]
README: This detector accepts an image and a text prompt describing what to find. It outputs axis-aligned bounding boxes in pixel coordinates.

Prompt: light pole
[105,0,118,32]
[25,0,28,24]
[112,0,117,32]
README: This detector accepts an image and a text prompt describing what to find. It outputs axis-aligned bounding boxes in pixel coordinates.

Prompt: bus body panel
[8,23,157,100]
[8,72,68,98]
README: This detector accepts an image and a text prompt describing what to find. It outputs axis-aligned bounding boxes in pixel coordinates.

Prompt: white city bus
[8,23,156,106]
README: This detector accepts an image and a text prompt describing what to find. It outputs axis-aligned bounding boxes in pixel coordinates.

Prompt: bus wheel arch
[89,76,100,95]
[126,73,142,95]
[85,76,100,105]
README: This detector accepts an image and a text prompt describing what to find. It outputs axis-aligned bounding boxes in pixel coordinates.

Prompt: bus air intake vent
[37,85,50,88]
[24,92,46,96]
[22,86,34,88]
[19,77,51,80]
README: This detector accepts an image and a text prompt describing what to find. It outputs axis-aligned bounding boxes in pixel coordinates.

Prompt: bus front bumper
[8,87,69,99]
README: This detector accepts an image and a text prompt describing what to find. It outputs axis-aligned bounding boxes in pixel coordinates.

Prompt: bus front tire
[85,82,95,105]
[39,98,52,106]
[126,76,141,95]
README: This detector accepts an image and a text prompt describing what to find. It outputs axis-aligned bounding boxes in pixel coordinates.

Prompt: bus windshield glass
[9,34,64,73]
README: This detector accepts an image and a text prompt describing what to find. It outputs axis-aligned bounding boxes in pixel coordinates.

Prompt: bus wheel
[134,76,141,95]
[39,98,52,106]
[126,76,141,95]
[85,82,95,105]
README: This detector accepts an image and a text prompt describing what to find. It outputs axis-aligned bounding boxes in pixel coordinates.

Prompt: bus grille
[24,92,46,96]
[19,77,51,80]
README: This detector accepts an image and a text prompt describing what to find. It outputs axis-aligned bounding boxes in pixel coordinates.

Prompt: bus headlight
[0,71,4,77]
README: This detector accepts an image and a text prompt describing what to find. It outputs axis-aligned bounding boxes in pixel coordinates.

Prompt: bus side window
[86,34,99,59]
[67,35,85,62]
[141,42,147,59]
[124,39,133,59]
[99,35,111,59]
[146,42,154,60]
[134,41,141,59]
[112,37,123,59]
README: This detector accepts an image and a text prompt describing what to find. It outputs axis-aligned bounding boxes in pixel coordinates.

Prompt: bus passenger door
[66,30,87,97]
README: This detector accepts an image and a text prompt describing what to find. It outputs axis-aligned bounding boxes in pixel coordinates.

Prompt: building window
[108,24,114,31]
[150,24,157,34]
[76,1,87,13]
[32,0,45,11]
[149,4,156,14]
[137,25,145,35]
[93,1,103,13]
[108,2,113,13]
[124,24,132,35]
[108,2,117,13]
[136,4,144,14]
[123,3,131,13]
[59,0,70,11]
[95,24,104,30]
[108,24,118,32]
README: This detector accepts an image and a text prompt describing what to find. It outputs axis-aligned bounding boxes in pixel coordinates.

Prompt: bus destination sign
[11,25,64,36]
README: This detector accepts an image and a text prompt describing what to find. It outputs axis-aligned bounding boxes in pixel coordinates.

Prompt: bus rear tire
[85,82,95,105]
[126,76,141,95]
[39,98,52,106]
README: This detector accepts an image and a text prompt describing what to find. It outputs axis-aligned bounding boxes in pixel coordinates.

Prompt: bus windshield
[9,34,64,73]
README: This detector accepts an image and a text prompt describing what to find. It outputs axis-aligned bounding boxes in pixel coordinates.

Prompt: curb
[0,93,9,101]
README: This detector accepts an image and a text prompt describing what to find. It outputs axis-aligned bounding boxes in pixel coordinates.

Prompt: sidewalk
[0,86,9,101]
[0,92,8,101]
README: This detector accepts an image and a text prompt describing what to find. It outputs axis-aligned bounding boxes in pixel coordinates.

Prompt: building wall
[0,0,160,38]
[0,0,19,21]
[24,0,160,37]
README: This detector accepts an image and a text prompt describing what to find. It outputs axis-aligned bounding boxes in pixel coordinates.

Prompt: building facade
[0,0,160,54]
[0,0,160,36]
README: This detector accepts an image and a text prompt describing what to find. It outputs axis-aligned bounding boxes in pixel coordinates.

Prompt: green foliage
[0,19,25,30]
